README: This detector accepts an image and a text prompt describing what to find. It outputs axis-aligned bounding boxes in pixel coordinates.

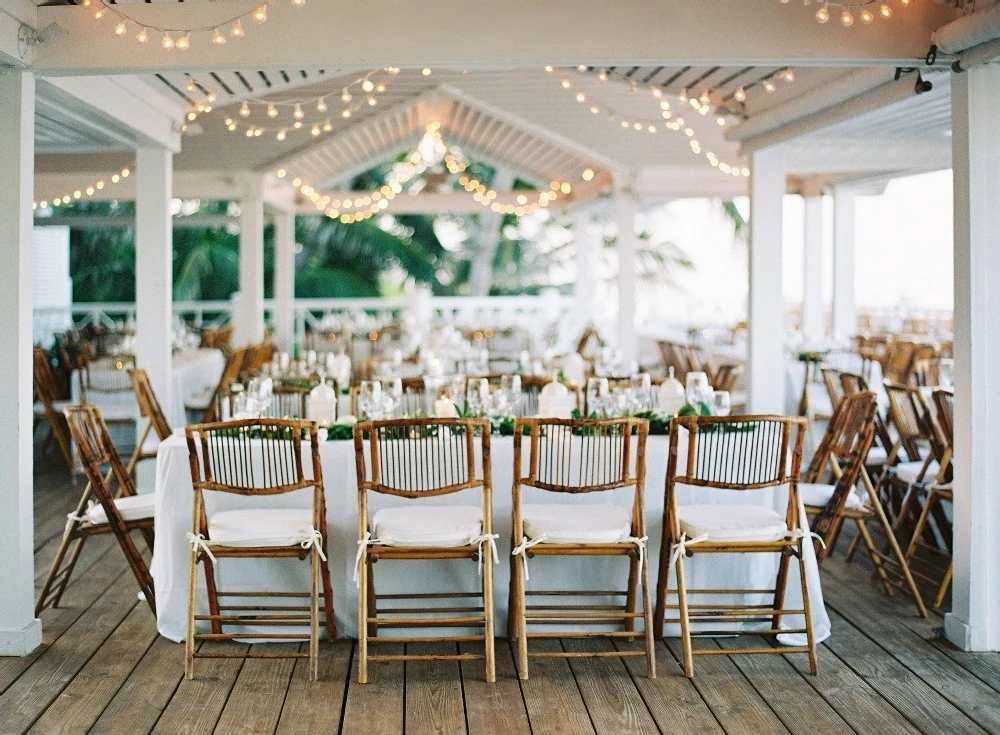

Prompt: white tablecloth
[151,433,830,644]
[71,348,226,428]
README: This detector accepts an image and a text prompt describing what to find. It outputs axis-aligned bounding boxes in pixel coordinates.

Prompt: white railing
[34,294,576,346]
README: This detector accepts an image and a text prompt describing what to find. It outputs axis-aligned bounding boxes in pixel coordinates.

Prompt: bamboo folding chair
[901,388,954,608]
[184,419,336,681]
[127,368,173,473]
[801,391,877,556]
[839,371,893,478]
[187,345,248,423]
[353,418,496,683]
[508,417,655,680]
[653,415,818,677]
[263,385,312,419]
[37,404,156,616]
[33,347,75,471]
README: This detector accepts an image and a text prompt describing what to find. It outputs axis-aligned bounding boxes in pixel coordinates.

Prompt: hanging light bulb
[176,33,190,51]
[136,27,149,43]
[368,97,377,106]
[734,87,746,102]
[763,78,776,93]
[342,109,351,119]
[815,4,830,23]
[699,90,710,105]
[323,122,333,132]
[266,104,278,118]
[361,79,375,93]
[293,104,305,120]
[186,80,197,92]
[253,5,268,23]
[212,28,227,45]
[860,8,874,23]
[575,91,586,103]
[291,0,306,7]
[240,101,251,117]
[597,70,608,81]
[341,90,352,103]
[783,68,795,83]
[422,68,432,76]
[161,32,174,50]
[376,83,385,93]
[206,93,217,104]
[93,7,105,20]
[561,78,571,89]
[114,22,127,37]
[230,19,244,38]
[879,3,892,18]
[316,98,328,112]
[678,88,688,104]
[840,10,854,26]
[311,124,321,136]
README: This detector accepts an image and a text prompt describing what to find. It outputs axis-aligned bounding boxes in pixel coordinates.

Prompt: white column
[832,185,857,343]
[0,71,42,656]
[616,184,638,364]
[946,64,1000,653]
[272,210,296,351]
[801,193,824,344]
[573,204,599,329]
[236,177,265,345]
[747,146,787,414]
[135,148,173,418]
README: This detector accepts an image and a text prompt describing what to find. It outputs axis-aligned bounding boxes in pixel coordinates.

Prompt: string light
[91,0,308,51]
[32,164,134,211]
[276,123,584,222]
[782,0,908,27]
[550,68,750,178]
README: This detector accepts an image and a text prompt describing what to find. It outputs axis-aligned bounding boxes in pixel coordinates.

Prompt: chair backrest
[806,393,878,555]
[932,388,954,448]
[821,367,844,409]
[64,404,139,503]
[264,385,311,419]
[713,363,743,392]
[576,325,605,363]
[204,345,249,423]
[884,382,944,466]
[667,415,804,491]
[354,417,489,498]
[81,360,134,402]
[514,417,647,494]
[128,368,172,440]
[33,347,63,406]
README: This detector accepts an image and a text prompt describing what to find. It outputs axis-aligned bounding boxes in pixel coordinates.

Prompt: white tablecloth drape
[151,433,831,644]
[71,348,226,428]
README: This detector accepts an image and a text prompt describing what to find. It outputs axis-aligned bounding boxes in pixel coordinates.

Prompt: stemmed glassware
[685,372,712,412]
[466,379,489,416]
[711,390,731,417]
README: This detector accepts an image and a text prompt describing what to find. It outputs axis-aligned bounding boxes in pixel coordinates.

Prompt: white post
[0,70,42,656]
[832,185,857,343]
[946,64,1000,653]
[236,177,266,345]
[747,146,786,413]
[573,204,599,329]
[616,182,638,365]
[272,210,296,351]
[135,147,173,418]
[801,191,824,344]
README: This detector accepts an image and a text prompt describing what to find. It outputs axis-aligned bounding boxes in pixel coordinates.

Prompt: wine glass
[358,380,381,419]
[586,376,608,417]
[711,390,731,417]
[630,373,652,412]
[685,372,712,412]
[466,379,487,417]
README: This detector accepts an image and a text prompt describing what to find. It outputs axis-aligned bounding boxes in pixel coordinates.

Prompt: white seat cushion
[184,390,214,411]
[372,505,482,547]
[894,459,939,485]
[522,503,632,544]
[799,482,863,511]
[865,445,888,466]
[34,399,71,416]
[207,508,315,547]
[678,504,788,543]
[87,493,156,525]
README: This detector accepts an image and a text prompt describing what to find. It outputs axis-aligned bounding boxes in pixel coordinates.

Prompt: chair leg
[653,541,673,641]
[482,549,496,684]
[357,548,369,684]
[796,543,818,675]
[674,554,693,678]
[513,555,529,680]
[310,548,320,682]
[36,530,84,616]
[868,493,928,618]
[772,550,792,632]
[185,548,198,680]
[320,555,336,641]
[855,518,895,597]
[366,561,378,639]
[903,490,938,564]
[624,552,639,637]
[845,528,863,562]
[203,557,223,635]
[933,563,953,609]
[641,551,656,679]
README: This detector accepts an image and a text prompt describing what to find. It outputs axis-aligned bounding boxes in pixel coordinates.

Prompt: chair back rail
[129,368,172,440]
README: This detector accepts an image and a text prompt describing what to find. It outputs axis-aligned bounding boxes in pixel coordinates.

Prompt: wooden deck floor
[4,459,998,735]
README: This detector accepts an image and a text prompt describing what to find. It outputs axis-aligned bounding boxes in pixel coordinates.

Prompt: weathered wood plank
[614,640,725,735]
[341,644,404,735]
[149,642,248,735]
[459,640,531,735]
[274,642,353,735]
[518,639,596,735]
[662,637,792,735]
[27,604,158,735]
[213,644,297,735]
[563,639,659,735]
[404,642,466,735]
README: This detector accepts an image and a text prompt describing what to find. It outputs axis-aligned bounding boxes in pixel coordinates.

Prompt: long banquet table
[151,432,831,644]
